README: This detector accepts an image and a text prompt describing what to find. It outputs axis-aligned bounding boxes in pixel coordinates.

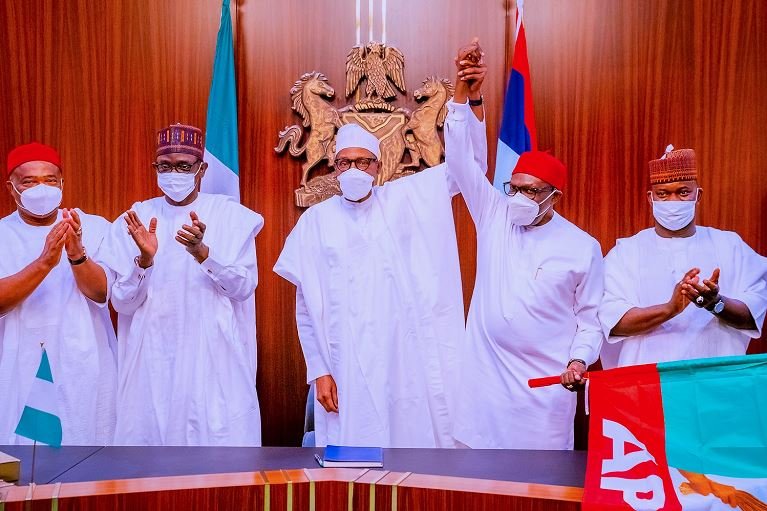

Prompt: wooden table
[0,446,585,510]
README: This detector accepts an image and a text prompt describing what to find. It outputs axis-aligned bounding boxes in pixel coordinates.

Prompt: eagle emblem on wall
[275,43,453,208]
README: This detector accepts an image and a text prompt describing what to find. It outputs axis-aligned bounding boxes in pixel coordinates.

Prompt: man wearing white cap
[274,86,487,447]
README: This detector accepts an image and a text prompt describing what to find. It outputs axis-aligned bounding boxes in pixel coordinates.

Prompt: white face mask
[651,190,699,231]
[507,189,556,226]
[338,168,374,201]
[157,171,198,202]
[12,182,63,216]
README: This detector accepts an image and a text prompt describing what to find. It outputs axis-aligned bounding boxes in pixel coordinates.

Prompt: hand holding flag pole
[528,373,591,388]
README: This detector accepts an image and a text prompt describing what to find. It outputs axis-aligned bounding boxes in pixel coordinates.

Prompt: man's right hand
[124,211,158,268]
[454,37,485,103]
[315,374,339,413]
[666,267,700,318]
[37,221,69,270]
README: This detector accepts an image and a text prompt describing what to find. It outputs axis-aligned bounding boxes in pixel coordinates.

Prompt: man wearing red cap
[98,124,264,446]
[0,142,116,445]
[443,40,604,449]
[599,146,767,367]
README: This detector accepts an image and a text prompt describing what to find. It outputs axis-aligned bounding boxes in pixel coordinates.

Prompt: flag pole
[30,440,37,485]
[29,342,44,486]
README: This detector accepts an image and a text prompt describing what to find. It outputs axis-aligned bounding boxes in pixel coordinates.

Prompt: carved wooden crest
[275,43,454,208]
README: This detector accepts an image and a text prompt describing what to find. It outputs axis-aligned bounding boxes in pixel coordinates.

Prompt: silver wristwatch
[708,298,725,315]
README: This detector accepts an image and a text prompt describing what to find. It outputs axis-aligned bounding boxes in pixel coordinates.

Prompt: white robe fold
[444,100,605,450]
[0,209,117,445]
[599,227,767,368]
[274,165,466,448]
[99,193,263,446]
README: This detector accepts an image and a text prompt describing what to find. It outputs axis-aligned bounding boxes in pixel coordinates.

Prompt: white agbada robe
[599,227,767,367]
[0,209,117,445]
[444,100,604,450]
[274,164,469,448]
[99,193,263,446]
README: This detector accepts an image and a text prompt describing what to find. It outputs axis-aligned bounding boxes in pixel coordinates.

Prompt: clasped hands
[124,211,209,268]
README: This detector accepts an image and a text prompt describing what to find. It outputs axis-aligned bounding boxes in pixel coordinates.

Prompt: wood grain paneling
[524,0,767,255]
[1,469,583,511]
[0,0,764,448]
[0,0,220,218]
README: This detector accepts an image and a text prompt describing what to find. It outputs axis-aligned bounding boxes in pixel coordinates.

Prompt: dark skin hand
[611,266,757,335]
[63,208,108,303]
[560,360,587,391]
[453,37,487,121]
[611,268,699,336]
[124,210,158,269]
[0,221,68,316]
[315,374,339,413]
[681,268,757,330]
[175,211,210,263]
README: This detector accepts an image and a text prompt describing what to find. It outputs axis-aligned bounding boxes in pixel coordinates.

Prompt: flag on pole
[493,0,537,191]
[14,348,62,447]
[583,354,767,511]
[201,0,240,200]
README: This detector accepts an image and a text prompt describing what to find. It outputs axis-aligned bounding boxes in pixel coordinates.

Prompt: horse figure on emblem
[275,44,455,208]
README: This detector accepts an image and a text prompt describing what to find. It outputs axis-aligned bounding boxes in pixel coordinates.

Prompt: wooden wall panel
[525,0,767,255]
[0,0,221,219]
[0,0,764,447]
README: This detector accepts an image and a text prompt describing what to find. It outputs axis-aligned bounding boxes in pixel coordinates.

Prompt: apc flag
[14,348,62,447]
[493,0,537,191]
[584,354,767,511]
[201,0,240,200]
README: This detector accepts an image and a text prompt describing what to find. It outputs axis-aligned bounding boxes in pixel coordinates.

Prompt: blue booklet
[314,445,384,468]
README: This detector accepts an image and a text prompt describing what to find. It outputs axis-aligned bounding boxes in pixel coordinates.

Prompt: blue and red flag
[493,0,537,191]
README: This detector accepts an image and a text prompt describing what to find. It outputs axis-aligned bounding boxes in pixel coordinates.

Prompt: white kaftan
[99,193,263,446]
[0,209,117,445]
[274,165,466,448]
[444,100,604,450]
[599,227,767,367]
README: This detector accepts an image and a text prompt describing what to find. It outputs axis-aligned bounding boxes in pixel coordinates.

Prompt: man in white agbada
[273,67,487,447]
[599,146,767,368]
[99,124,263,446]
[444,40,604,450]
[0,142,116,445]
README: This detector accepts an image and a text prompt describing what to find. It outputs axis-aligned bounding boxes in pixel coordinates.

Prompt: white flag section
[14,348,62,447]
[202,0,240,200]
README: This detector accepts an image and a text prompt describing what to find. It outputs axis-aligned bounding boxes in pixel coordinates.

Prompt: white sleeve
[296,286,331,384]
[731,240,767,337]
[85,217,115,309]
[599,243,640,343]
[468,105,488,173]
[444,99,500,227]
[199,240,258,302]
[569,241,606,365]
[111,262,154,315]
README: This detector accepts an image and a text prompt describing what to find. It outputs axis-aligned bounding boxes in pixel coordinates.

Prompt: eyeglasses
[152,160,201,174]
[334,157,377,172]
[503,182,555,199]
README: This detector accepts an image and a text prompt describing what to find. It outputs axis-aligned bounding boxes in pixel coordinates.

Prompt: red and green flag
[584,353,767,511]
